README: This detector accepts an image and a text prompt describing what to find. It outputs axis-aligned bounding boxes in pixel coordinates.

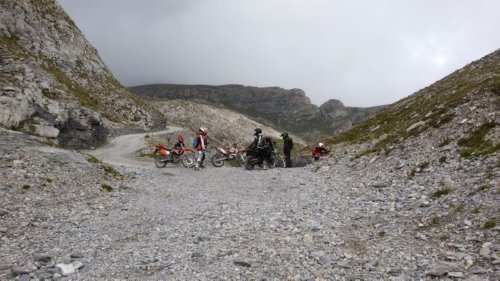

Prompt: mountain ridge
[130,84,385,141]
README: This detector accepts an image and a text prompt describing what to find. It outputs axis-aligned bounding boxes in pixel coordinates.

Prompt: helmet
[280,131,288,138]
[254,128,262,134]
[177,134,184,142]
[318,143,324,148]
[199,127,207,135]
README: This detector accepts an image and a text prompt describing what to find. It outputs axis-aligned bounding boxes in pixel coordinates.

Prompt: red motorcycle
[154,143,196,168]
[211,143,247,167]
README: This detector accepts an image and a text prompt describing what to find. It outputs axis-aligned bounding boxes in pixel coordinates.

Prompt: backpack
[193,136,198,148]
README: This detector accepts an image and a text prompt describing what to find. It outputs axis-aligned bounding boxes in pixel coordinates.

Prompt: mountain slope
[130,84,385,140]
[309,48,499,278]
[149,98,305,147]
[0,0,154,148]
[325,48,499,155]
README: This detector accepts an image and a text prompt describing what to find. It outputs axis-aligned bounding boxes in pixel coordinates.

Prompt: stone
[56,263,75,276]
[406,121,425,133]
[191,250,204,258]
[426,262,461,277]
[234,260,251,267]
[33,253,52,263]
[447,271,464,278]
[18,274,30,281]
[70,252,84,259]
[33,124,59,138]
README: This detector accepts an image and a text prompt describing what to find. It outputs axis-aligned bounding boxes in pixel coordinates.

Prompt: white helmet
[318,143,324,148]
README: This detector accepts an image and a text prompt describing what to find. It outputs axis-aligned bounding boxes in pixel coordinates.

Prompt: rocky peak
[0,0,154,148]
[319,99,348,118]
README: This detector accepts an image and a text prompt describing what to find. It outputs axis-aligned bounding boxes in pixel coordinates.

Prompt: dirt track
[86,127,182,167]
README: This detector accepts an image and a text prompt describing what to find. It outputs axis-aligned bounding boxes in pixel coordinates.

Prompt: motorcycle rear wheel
[244,155,256,170]
[211,153,225,167]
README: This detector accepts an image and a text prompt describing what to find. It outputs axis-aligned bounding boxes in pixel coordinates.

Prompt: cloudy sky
[57,0,500,107]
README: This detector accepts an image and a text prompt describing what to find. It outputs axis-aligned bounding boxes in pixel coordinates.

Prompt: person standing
[281,131,293,168]
[194,127,208,170]
[248,128,266,167]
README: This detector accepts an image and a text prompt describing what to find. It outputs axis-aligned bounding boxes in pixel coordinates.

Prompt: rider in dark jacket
[248,128,266,165]
[281,131,293,168]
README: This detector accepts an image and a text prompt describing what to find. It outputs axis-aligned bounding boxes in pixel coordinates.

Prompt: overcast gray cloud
[57,0,500,107]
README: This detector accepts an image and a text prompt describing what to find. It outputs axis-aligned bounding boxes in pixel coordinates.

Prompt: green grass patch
[469,183,493,196]
[450,204,464,212]
[484,220,496,229]
[0,35,28,58]
[102,165,122,178]
[87,155,102,164]
[101,183,113,192]
[432,187,453,198]
[458,121,499,158]
[40,60,99,108]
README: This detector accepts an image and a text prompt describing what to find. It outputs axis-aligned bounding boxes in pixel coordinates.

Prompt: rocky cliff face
[0,0,154,148]
[130,84,384,140]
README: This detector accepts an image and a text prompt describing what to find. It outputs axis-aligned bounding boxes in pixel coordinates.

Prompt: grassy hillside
[321,49,500,158]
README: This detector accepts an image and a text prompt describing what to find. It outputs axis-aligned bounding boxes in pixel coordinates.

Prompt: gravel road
[1,129,498,280]
[85,127,183,167]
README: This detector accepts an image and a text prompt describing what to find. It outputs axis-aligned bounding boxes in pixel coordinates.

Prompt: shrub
[484,220,496,229]
[22,184,30,190]
[418,161,430,170]
[101,183,113,192]
[102,165,122,178]
[87,155,101,164]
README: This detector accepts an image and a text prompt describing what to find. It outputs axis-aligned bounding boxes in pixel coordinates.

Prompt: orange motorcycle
[154,143,196,168]
[211,143,247,167]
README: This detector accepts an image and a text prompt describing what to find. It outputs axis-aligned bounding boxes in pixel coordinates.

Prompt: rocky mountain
[130,84,385,140]
[0,44,497,279]
[0,0,155,148]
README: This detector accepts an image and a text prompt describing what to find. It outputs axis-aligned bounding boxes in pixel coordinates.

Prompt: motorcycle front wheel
[182,154,196,168]
[154,151,168,168]
[211,153,225,167]
[269,154,284,168]
[237,153,246,167]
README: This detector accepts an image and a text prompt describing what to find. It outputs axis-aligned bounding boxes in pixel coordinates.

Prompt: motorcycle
[244,142,284,170]
[211,143,247,167]
[154,143,196,168]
